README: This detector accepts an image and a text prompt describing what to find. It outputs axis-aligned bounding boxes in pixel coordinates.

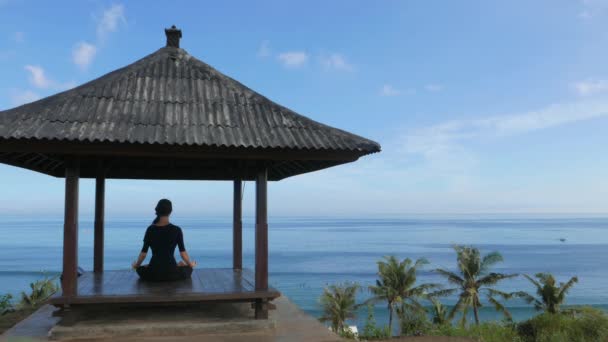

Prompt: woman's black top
[140,223,186,274]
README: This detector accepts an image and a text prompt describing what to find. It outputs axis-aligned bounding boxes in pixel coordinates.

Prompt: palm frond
[428,288,458,298]
[558,276,578,299]
[448,295,467,320]
[480,251,503,272]
[414,257,430,268]
[523,274,542,290]
[485,288,514,300]
[435,268,465,286]
[511,291,537,305]
[477,272,517,286]
[487,295,512,321]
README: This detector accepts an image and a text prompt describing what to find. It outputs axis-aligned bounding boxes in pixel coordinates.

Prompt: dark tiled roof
[0,47,380,155]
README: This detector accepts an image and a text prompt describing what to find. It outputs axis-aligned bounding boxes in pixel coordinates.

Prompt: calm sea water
[1,215,607,327]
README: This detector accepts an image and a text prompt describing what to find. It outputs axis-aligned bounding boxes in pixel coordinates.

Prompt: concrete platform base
[2,296,342,342]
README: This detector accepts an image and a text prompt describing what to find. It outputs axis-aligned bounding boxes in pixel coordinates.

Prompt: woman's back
[143,224,185,271]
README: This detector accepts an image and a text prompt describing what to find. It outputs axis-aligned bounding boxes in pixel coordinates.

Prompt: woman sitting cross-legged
[132,199,197,281]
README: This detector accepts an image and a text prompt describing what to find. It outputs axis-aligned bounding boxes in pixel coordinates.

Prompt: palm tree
[318,283,360,333]
[515,273,578,314]
[430,298,449,325]
[367,256,440,334]
[435,245,517,326]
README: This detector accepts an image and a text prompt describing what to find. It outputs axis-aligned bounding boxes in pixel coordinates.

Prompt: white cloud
[572,79,608,96]
[23,65,76,90]
[24,65,51,88]
[425,84,443,92]
[72,42,97,70]
[68,4,125,70]
[10,89,40,106]
[96,4,126,41]
[319,53,353,71]
[380,84,401,96]
[257,40,271,58]
[277,51,309,68]
[404,99,608,159]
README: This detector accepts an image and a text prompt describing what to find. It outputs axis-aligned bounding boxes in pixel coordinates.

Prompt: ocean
[1,215,607,328]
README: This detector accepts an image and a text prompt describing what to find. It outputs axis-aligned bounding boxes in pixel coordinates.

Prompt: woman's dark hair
[153,199,173,224]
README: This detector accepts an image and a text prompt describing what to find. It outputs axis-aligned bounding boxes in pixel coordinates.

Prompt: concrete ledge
[3,296,342,342]
[49,319,275,340]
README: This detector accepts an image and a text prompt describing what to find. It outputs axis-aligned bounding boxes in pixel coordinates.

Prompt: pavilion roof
[0,27,380,180]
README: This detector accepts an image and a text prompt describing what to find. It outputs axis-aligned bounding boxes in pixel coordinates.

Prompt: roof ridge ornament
[165,25,182,48]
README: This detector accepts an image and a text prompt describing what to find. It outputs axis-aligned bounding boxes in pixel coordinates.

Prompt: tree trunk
[473,304,480,325]
[388,303,393,336]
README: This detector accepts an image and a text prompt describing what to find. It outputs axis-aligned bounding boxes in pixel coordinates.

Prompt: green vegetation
[318,244,608,341]
[430,297,449,325]
[517,307,608,342]
[0,275,58,334]
[435,245,517,326]
[358,305,391,340]
[397,305,431,336]
[429,321,523,342]
[366,256,439,333]
[0,294,14,315]
[516,273,579,314]
[318,282,360,334]
[19,276,59,308]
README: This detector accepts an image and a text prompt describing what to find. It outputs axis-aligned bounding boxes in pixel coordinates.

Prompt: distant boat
[560,238,566,242]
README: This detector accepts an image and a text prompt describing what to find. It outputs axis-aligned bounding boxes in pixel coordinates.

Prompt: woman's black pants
[136,265,193,281]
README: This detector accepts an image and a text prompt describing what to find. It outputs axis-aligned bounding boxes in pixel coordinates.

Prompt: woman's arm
[179,251,197,268]
[177,228,196,267]
[133,227,151,269]
[132,252,147,269]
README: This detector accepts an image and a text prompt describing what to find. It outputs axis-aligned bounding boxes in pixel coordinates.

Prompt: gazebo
[0,26,380,319]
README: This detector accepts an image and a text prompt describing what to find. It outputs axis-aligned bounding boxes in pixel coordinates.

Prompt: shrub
[517,306,608,342]
[338,327,358,339]
[429,321,521,342]
[359,305,391,340]
[0,294,14,315]
[19,276,59,308]
[397,304,431,336]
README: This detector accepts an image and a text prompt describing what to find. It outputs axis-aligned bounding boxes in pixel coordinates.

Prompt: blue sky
[1,0,608,217]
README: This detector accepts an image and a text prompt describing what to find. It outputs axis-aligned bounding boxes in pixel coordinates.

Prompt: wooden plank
[49,269,281,306]
[51,269,280,304]
[233,269,253,292]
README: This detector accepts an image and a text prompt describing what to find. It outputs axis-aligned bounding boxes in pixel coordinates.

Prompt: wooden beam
[255,168,269,319]
[233,179,243,270]
[93,164,105,273]
[62,161,79,299]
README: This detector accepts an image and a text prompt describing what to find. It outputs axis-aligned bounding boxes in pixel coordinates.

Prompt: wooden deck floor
[49,268,280,306]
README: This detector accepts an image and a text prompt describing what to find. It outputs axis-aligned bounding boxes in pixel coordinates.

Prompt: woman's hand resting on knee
[178,260,197,268]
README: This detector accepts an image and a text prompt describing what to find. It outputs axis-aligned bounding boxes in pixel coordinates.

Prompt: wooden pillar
[62,162,79,299]
[255,168,269,319]
[233,180,243,270]
[93,166,105,273]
